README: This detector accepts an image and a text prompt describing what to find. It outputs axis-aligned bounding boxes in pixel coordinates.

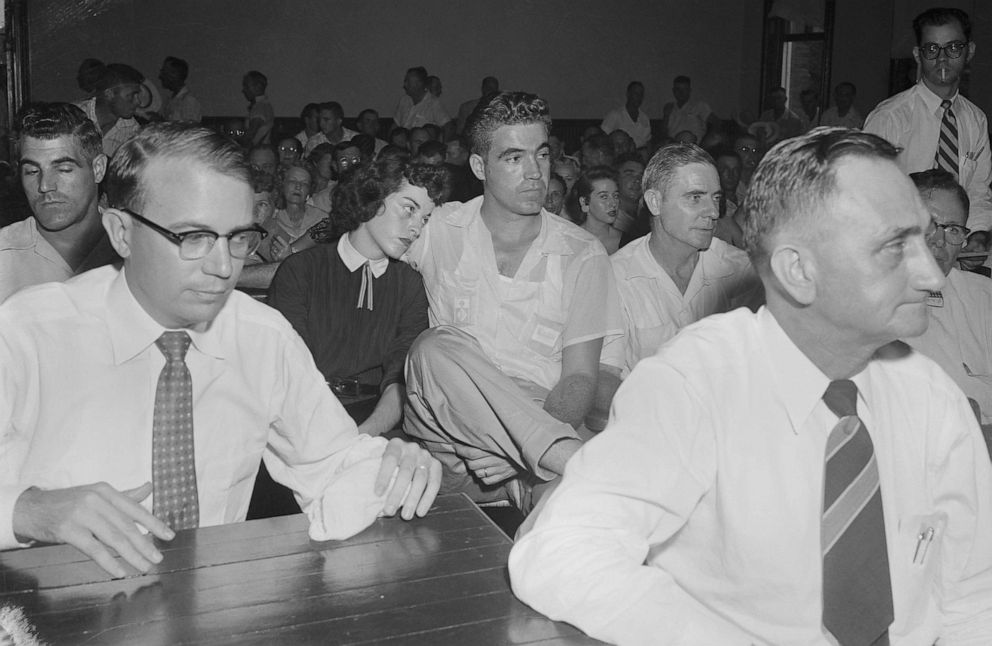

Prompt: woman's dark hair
[564,165,618,225]
[327,158,447,239]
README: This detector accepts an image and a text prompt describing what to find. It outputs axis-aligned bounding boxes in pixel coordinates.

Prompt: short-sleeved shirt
[405,196,623,391]
[76,97,141,157]
[664,99,711,141]
[602,234,761,374]
[601,106,652,148]
[393,94,451,129]
[247,95,275,145]
[162,86,202,123]
[0,217,119,303]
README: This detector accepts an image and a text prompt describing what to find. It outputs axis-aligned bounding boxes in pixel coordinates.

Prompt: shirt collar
[445,196,573,256]
[106,267,226,364]
[625,234,735,280]
[916,80,959,113]
[0,218,40,251]
[339,233,388,277]
[758,307,833,433]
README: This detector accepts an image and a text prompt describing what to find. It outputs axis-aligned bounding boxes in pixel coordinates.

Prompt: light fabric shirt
[0,266,393,550]
[820,105,864,129]
[247,95,274,145]
[601,106,652,148]
[162,86,202,123]
[602,234,761,375]
[0,218,72,303]
[663,99,711,141]
[908,267,992,424]
[405,196,623,391]
[76,97,140,157]
[393,93,451,129]
[303,128,361,157]
[758,107,806,141]
[865,82,992,232]
[511,306,992,645]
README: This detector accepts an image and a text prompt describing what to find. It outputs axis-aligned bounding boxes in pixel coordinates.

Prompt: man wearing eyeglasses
[0,122,441,578]
[865,7,992,252]
[907,169,992,427]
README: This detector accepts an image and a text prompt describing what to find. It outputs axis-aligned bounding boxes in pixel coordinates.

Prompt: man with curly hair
[403,91,622,512]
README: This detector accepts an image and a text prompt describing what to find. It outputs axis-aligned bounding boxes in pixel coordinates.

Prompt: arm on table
[510,360,754,645]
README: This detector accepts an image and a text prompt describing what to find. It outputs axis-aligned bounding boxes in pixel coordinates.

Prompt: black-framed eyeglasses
[121,208,268,260]
[925,219,970,245]
[919,41,968,60]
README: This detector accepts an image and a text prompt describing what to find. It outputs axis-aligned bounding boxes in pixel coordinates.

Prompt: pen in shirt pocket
[913,526,935,564]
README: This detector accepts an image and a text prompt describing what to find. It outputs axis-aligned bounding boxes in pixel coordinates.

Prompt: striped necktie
[152,331,200,531]
[821,380,893,645]
[935,99,959,179]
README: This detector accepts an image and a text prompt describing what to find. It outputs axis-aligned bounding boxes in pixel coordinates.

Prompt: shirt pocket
[438,272,478,326]
[522,310,566,358]
[895,512,947,623]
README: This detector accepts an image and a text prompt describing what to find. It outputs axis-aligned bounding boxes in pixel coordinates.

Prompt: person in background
[1,102,118,302]
[276,137,302,170]
[255,163,321,263]
[602,81,652,152]
[241,70,274,146]
[821,81,864,129]
[543,172,566,216]
[614,152,645,235]
[565,166,622,255]
[159,56,201,123]
[76,63,143,157]
[295,103,320,150]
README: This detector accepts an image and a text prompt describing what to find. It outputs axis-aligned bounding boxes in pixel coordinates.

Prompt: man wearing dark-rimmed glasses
[907,168,992,429]
[0,122,441,579]
[865,6,992,254]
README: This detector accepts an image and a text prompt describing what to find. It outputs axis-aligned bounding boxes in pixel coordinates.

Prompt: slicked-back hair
[565,165,618,226]
[642,143,715,198]
[913,7,971,44]
[466,91,552,158]
[910,168,970,215]
[329,158,447,238]
[16,102,104,161]
[742,127,898,271]
[106,122,250,212]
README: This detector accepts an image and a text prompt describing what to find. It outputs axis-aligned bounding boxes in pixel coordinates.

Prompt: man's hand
[12,482,175,578]
[374,439,442,520]
[453,444,519,485]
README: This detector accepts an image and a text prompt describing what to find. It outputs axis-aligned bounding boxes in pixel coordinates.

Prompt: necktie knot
[941,99,952,111]
[823,379,858,418]
[156,331,191,362]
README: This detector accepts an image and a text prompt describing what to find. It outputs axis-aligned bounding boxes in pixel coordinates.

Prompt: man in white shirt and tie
[511,127,992,644]
[864,6,992,251]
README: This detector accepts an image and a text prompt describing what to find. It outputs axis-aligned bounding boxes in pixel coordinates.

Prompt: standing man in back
[865,7,992,249]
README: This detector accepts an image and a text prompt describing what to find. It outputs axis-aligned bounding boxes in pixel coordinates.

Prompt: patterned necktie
[935,99,959,179]
[821,380,893,645]
[152,331,199,530]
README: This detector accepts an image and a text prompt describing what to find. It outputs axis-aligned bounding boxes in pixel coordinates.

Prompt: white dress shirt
[601,106,653,148]
[602,234,761,375]
[908,267,992,423]
[393,93,451,129]
[511,307,992,645]
[0,266,393,549]
[865,82,992,233]
[0,218,72,303]
[663,99,711,141]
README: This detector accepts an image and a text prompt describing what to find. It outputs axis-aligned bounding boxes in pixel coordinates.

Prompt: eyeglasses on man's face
[918,41,968,60]
[121,208,268,260]
[925,219,970,245]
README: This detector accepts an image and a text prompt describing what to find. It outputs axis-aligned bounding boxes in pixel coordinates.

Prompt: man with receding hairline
[511,128,992,644]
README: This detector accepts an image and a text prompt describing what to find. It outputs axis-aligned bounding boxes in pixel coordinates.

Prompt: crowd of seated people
[1,7,991,642]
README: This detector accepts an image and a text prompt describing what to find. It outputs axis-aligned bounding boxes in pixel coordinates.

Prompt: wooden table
[0,494,602,645]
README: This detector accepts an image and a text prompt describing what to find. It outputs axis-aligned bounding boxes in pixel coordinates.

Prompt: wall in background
[27,0,762,122]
